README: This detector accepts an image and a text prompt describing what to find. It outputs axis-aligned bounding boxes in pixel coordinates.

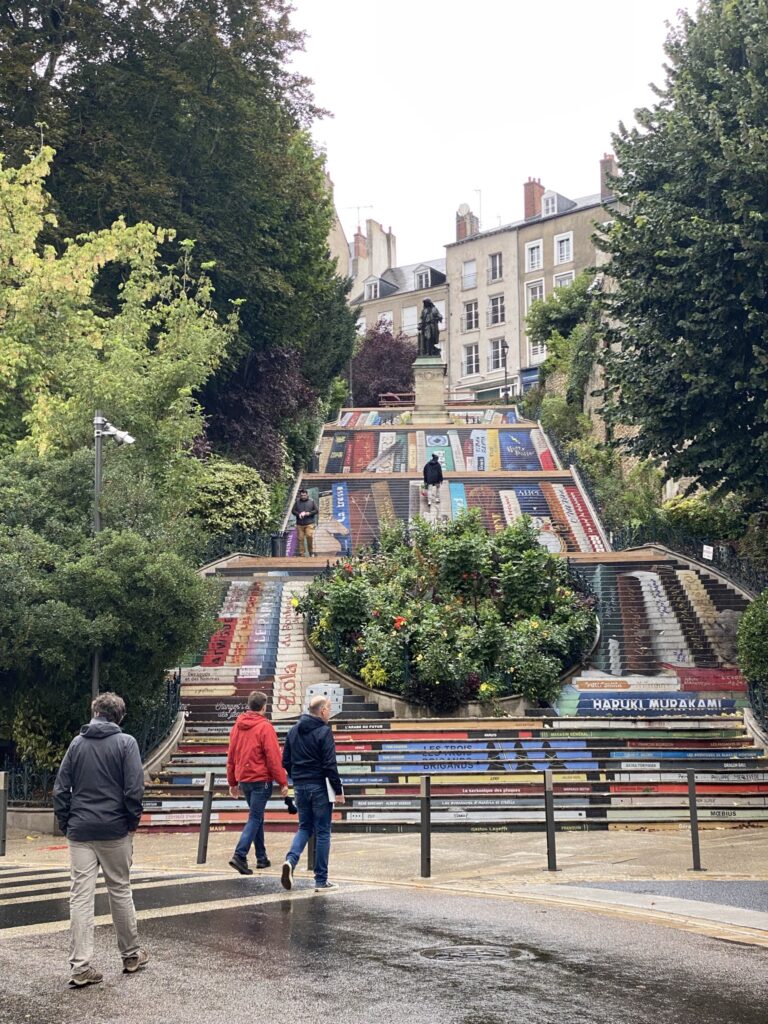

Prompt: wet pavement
[579,880,768,913]
[1,882,767,1024]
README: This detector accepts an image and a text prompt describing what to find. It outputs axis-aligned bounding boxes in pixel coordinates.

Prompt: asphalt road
[1,881,766,1024]
[579,880,768,913]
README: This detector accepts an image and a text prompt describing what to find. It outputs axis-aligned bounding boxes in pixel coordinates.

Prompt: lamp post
[501,339,509,404]
[92,411,135,699]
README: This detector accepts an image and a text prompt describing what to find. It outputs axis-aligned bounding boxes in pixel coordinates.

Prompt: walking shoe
[314,882,339,892]
[69,967,103,988]
[280,860,294,890]
[228,854,253,875]
[123,949,149,974]
[255,858,271,869]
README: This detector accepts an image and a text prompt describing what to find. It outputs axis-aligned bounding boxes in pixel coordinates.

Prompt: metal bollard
[0,772,7,858]
[307,832,316,872]
[544,770,558,872]
[196,772,216,865]
[687,769,705,872]
[420,775,432,878]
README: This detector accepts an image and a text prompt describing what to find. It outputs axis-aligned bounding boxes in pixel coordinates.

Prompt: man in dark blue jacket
[280,695,344,892]
[53,692,148,987]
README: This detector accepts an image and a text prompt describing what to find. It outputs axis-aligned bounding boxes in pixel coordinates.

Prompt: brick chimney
[456,206,480,241]
[523,178,545,220]
[600,153,618,200]
[353,227,367,259]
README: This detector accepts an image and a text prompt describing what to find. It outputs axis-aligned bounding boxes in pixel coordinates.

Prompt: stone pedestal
[412,356,448,423]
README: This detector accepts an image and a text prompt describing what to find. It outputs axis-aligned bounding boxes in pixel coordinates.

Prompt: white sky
[288,0,697,266]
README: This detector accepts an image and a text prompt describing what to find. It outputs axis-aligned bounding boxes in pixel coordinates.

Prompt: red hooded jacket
[226,712,288,788]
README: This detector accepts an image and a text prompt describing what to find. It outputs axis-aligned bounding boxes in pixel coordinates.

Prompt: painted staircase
[140,405,765,834]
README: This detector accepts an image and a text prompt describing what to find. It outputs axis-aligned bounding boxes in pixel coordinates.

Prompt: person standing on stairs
[292,487,318,556]
[227,691,289,875]
[280,695,345,892]
[423,453,444,508]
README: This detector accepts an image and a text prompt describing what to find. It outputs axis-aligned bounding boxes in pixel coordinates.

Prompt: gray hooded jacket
[53,717,144,840]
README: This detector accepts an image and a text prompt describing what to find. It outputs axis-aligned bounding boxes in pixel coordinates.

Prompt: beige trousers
[68,835,140,975]
[296,522,315,555]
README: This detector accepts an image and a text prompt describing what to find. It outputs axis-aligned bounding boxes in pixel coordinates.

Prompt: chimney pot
[523,178,545,220]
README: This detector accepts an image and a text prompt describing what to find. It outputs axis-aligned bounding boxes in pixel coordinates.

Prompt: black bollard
[544,770,558,872]
[420,776,432,878]
[687,770,705,872]
[196,772,216,865]
[0,772,7,858]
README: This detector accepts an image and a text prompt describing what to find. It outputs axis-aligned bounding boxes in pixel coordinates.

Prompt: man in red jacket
[226,691,289,874]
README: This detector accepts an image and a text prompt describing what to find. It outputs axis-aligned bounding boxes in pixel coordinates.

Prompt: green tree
[0,526,215,766]
[351,320,417,407]
[599,0,768,503]
[0,1,357,474]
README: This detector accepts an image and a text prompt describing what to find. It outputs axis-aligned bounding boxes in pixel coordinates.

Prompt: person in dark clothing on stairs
[280,695,345,892]
[292,487,318,556]
[423,453,444,507]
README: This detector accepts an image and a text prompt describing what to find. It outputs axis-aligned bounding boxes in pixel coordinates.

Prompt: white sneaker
[280,861,294,891]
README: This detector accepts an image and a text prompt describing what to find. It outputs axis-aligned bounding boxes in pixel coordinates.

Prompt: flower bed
[297,511,597,714]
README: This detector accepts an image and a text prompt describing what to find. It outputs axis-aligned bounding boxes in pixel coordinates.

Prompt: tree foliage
[0,1,357,475]
[351,319,417,407]
[299,512,596,713]
[599,0,768,503]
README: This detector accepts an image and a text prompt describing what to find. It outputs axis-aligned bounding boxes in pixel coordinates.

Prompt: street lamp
[500,339,510,404]
[92,410,135,698]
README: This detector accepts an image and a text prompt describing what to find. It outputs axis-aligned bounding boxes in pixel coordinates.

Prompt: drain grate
[419,944,537,964]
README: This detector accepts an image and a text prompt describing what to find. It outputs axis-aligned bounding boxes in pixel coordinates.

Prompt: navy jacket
[292,496,318,525]
[423,458,443,485]
[53,718,144,840]
[282,713,343,795]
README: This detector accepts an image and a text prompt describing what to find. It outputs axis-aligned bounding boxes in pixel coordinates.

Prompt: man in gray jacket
[53,692,148,987]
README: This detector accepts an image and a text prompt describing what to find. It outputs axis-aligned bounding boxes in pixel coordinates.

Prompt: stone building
[444,154,617,401]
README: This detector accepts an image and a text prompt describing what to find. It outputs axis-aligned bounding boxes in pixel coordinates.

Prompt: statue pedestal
[412,356,448,423]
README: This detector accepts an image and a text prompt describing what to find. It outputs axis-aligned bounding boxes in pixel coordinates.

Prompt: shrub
[298,511,596,714]
[737,591,768,686]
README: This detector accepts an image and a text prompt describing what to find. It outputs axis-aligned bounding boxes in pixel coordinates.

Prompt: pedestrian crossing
[0,863,338,937]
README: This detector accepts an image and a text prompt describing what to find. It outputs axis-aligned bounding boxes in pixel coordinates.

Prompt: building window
[464,343,480,376]
[488,337,506,371]
[530,338,547,362]
[554,232,573,265]
[526,279,544,311]
[462,259,477,289]
[462,300,479,332]
[415,269,431,289]
[554,271,575,289]
[401,305,417,332]
[365,281,379,301]
[356,317,366,334]
[378,311,393,330]
[487,294,505,326]
[542,194,557,217]
[488,252,503,282]
[525,240,543,272]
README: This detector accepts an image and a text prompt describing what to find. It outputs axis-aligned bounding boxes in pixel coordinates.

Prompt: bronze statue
[417,298,443,357]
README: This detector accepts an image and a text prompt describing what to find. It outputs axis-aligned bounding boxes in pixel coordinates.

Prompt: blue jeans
[234,782,273,862]
[285,782,333,886]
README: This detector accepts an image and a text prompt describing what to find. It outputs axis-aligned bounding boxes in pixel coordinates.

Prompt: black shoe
[255,858,271,869]
[281,861,294,890]
[228,855,253,875]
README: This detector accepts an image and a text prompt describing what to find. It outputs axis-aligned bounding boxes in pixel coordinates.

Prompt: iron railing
[202,527,272,563]
[125,673,183,761]
[747,681,768,734]
[3,761,56,807]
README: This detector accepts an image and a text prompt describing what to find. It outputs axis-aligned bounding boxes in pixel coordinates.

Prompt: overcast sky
[288,0,698,266]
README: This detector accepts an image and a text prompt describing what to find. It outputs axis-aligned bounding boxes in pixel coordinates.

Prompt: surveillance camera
[113,429,135,445]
